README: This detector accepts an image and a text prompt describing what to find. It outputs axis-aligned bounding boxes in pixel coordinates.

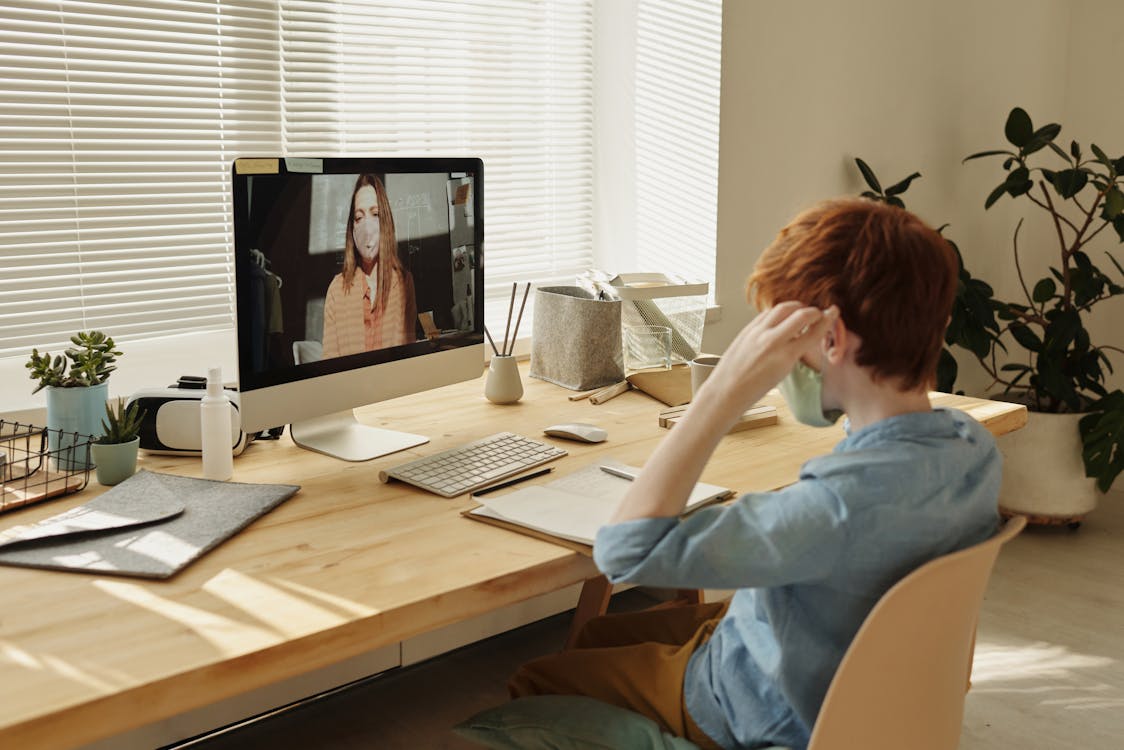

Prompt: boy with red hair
[510,198,1002,749]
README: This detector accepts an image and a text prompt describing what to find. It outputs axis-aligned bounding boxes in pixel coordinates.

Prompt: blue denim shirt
[593,409,1001,750]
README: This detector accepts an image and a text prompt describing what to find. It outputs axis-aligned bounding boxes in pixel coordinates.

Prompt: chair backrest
[807,516,1026,750]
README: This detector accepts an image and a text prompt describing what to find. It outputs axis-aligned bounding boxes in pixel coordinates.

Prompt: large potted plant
[855,108,1124,525]
[25,331,123,470]
[91,398,145,485]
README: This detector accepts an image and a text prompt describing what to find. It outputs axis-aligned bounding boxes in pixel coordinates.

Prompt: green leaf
[884,172,922,196]
[1115,156,1124,173]
[886,196,905,208]
[1001,363,1033,372]
[1046,142,1071,162]
[967,277,995,297]
[1115,215,1124,243]
[936,348,958,393]
[1043,309,1080,354]
[963,149,1013,163]
[1105,250,1124,278]
[984,182,1008,209]
[1052,168,1088,198]
[1033,123,1061,143]
[1072,140,1082,160]
[1005,107,1033,148]
[1009,322,1043,352]
[964,324,992,359]
[855,158,882,193]
[1006,166,1033,197]
[1101,187,1124,221]
[1074,250,1093,272]
[1032,278,1056,303]
[1091,143,1112,168]
[1078,393,1124,492]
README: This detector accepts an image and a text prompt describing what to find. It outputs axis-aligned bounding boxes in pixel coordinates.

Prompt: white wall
[708,0,1123,395]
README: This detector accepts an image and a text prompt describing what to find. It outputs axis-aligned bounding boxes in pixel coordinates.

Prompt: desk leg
[565,575,613,649]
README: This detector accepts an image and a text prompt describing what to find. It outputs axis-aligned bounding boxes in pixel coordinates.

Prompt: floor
[187,492,1124,750]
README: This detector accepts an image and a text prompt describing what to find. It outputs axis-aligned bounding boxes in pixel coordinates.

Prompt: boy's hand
[697,302,838,416]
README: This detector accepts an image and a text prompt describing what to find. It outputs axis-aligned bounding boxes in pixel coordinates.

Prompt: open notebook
[465,460,733,549]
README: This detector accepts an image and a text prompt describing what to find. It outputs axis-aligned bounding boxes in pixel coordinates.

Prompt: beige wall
[708,0,1122,394]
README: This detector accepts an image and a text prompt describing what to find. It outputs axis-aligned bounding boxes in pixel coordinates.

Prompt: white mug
[690,355,721,396]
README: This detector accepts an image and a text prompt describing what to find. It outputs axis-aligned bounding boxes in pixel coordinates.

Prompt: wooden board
[659,404,778,433]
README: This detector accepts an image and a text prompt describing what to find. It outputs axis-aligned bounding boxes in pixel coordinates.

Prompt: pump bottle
[200,367,234,481]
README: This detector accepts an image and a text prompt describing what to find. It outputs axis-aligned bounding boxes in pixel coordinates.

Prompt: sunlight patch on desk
[51,550,116,571]
[0,640,42,671]
[267,576,379,618]
[203,569,350,637]
[115,529,200,569]
[93,580,282,656]
[39,653,122,693]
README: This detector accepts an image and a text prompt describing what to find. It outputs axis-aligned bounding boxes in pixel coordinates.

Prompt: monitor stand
[289,411,429,462]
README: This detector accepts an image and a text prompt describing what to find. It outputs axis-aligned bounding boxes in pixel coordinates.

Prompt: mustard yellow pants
[508,601,729,750]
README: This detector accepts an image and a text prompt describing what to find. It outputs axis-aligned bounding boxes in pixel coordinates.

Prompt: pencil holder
[485,355,523,404]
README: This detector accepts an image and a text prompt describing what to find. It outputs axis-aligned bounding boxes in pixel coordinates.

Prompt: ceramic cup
[690,355,721,396]
[485,355,524,404]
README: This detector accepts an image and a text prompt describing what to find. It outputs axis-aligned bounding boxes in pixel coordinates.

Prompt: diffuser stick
[506,283,532,356]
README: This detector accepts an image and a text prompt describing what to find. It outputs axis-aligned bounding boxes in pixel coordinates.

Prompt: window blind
[634,0,722,290]
[0,0,280,359]
[279,0,596,338]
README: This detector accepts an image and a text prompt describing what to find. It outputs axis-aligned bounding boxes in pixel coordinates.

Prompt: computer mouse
[543,422,608,443]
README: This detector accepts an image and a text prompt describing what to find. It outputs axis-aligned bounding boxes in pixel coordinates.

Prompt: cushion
[453,695,701,750]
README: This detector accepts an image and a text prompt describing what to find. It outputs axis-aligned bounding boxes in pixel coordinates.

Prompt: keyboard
[378,432,567,498]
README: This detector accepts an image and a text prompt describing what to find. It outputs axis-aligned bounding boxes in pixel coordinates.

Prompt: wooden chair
[803,516,1026,750]
[463,518,1026,750]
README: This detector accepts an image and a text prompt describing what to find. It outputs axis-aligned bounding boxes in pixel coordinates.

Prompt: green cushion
[453,695,701,750]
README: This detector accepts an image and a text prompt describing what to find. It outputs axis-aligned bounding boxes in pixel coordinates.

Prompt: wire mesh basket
[612,273,709,365]
[0,420,93,515]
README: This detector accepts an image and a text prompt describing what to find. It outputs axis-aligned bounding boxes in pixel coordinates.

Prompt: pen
[472,467,553,497]
[600,465,638,481]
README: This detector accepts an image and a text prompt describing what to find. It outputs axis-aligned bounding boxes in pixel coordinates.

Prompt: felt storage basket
[529,286,624,391]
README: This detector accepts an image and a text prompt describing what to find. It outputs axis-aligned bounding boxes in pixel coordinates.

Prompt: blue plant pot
[46,382,108,470]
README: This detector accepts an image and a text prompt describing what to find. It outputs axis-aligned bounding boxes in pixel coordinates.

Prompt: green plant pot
[46,382,108,470]
[90,438,139,486]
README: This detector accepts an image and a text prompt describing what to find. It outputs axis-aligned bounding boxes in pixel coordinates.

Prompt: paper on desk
[470,462,730,546]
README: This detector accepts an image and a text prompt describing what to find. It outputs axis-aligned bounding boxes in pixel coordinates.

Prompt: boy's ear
[822,316,851,364]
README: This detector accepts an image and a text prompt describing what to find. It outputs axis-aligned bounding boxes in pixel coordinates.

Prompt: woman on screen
[322,174,417,357]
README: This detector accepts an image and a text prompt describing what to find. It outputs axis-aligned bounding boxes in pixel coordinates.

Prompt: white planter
[996,410,1101,525]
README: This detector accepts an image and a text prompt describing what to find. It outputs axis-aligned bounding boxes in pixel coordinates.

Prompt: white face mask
[353,216,380,262]
[777,360,844,428]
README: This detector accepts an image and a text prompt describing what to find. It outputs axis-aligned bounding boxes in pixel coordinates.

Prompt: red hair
[748,198,957,390]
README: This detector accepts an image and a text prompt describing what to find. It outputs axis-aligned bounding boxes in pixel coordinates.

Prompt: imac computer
[231,157,485,461]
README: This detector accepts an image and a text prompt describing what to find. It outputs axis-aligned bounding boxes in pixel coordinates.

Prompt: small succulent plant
[97,398,146,445]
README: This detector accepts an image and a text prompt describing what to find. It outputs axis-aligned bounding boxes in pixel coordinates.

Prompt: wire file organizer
[0,420,93,515]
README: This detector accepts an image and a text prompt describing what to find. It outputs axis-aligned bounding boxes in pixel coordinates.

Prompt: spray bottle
[200,367,234,481]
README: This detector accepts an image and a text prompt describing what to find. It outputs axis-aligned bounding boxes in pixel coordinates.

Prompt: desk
[0,364,1026,748]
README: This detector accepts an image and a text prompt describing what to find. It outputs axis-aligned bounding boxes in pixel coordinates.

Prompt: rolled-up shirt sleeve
[592,480,848,590]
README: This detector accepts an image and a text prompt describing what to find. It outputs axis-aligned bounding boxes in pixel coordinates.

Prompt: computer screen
[232,157,485,460]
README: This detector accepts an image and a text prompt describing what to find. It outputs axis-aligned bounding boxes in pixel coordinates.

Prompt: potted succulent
[854,107,1124,525]
[25,331,123,469]
[91,398,146,485]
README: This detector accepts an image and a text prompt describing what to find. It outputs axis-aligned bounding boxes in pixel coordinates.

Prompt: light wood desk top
[0,364,1026,748]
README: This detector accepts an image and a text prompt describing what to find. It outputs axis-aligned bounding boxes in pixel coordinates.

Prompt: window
[279,0,595,335]
[634,0,722,288]
[0,1,721,412]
